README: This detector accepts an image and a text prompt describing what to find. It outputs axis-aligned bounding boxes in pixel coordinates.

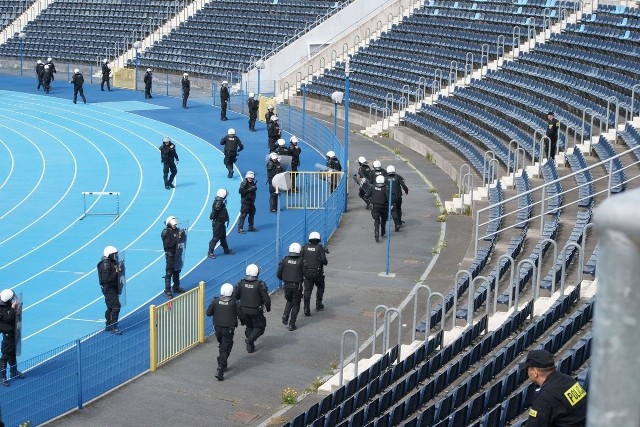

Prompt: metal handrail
[452,270,472,330]
[514,259,537,320]
[383,308,402,362]
[536,238,558,295]
[411,285,432,342]
[560,242,584,297]
[338,330,359,387]
[372,304,388,357]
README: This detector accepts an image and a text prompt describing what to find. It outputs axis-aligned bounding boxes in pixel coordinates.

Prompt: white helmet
[245,264,260,277]
[37,60,42,64]
[288,242,302,255]
[228,128,236,136]
[290,136,298,144]
[103,245,118,257]
[44,65,49,69]
[163,136,171,144]
[47,57,52,62]
[358,156,367,164]
[309,231,321,241]
[277,138,285,147]
[373,160,381,169]
[0,289,14,303]
[221,283,234,297]
[376,175,386,184]
[183,73,188,77]
[168,217,179,227]
[216,188,227,198]
[386,165,396,174]
[164,215,176,225]
[326,151,336,158]
[74,69,80,74]
[222,80,228,85]
[267,105,274,110]
[147,68,152,72]
[248,92,255,98]
[269,152,279,161]
[245,171,255,179]
[103,59,108,64]
[271,115,278,122]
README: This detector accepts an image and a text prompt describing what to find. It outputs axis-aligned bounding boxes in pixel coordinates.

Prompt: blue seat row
[540,160,563,214]
[618,123,640,162]
[565,148,595,208]
[592,136,626,193]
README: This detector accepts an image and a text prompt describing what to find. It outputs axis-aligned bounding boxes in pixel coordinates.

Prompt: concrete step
[317,353,383,396]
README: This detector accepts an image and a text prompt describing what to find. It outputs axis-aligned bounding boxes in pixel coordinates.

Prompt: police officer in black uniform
[302,232,328,316]
[275,138,291,156]
[289,136,302,190]
[70,69,87,104]
[208,188,234,259]
[232,264,271,353]
[278,242,304,331]
[181,73,190,108]
[161,216,185,298]
[367,175,389,243]
[247,92,259,131]
[220,128,244,178]
[206,283,240,381]
[0,289,24,387]
[521,349,587,426]
[326,151,342,193]
[101,59,111,91]
[159,136,179,189]
[356,156,372,209]
[369,160,387,183]
[267,115,282,152]
[46,57,57,81]
[267,152,283,213]
[386,165,409,231]
[546,111,560,161]
[35,60,45,91]
[237,171,258,234]
[42,65,52,94]
[265,105,275,123]
[220,80,230,120]
[144,68,153,99]
[97,246,122,335]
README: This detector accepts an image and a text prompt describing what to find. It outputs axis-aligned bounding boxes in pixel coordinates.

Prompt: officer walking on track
[369,160,387,183]
[220,128,244,178]
[208,188,234,259]
[70,69,86,104]
[267,115,281,152]
[97,246,122,335]
[247,92,259,131]
[159,136,179,189]
[220,80,230,120]
[232,264,271,353]
[302,232,328,316]
[101,59,111,91]
[144,68,153,99]
[42,65,52,94]
[521,349,587,426]
[367,175,389,243]
[289,136,302,190]
[267,152,283,213]
[265,105,275,123]
[181,73,190,108]
[206,283,240,381]
[356,156,372,209]
[237,171,258,233]
[35,60,45,91]
[278,242,304,331]
[386,165,409,231]
[0,289,24,387]
[46,57,57,81]
[326,151,342,193]
[161,216,186,298]
[546,111,560,161]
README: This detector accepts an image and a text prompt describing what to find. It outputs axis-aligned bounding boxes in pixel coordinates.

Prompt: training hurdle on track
[80,191,121,220]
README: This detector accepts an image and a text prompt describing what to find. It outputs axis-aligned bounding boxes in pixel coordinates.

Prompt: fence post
[198,281,205,343]
[149,304,157,371]
[75,339,83,409]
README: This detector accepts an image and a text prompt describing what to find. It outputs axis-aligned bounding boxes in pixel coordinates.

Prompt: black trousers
[214,326,234,370]
[37,76,44,90]
[244,311,267,343]
[163,161,177,185]
[304,271,325,309]
[73,86,86,103]
[371,204,388,236]
[145,84,152,98]
[223,151,237,173]
[545,137,558,159]
[283,285,302,325]
[209,221,229,253]
[182,90,189,107]
[104,289,121,329]
[391,197,403,227]
[1,332,17,378]
[164,254,181,291]
[238,202,256,229]
[269,185,278,212]
[101,75,110,91]
[249,112,257,130]
[221,100,228,119]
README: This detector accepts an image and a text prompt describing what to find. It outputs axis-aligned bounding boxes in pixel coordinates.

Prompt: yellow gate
[259,95,277,122]
[113,68,135,90]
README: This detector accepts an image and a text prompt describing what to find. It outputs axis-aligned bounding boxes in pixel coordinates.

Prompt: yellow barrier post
[258,95,277,122]
[149,304,157,372]
[198,281,205,344]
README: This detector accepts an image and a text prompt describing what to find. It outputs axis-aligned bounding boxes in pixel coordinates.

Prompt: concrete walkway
[50,115,473,427]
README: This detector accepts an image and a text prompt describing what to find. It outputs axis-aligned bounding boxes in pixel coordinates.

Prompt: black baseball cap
[520,349,555,369]
[547,111,554,116]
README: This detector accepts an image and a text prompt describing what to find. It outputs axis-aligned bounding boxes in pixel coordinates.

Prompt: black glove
[266,306,271,313]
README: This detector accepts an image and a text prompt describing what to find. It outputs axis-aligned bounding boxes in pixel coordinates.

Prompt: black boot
[316,302,324,311]
[374,226,380,243]
[245,338,255,353]
[0,362,8,387]
[304,306,311,317]
[288,322,297,331]
[215,367,224,381]
[10,366,24,380]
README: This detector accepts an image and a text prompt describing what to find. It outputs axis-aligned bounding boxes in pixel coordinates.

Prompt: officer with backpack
[232,264,271,353]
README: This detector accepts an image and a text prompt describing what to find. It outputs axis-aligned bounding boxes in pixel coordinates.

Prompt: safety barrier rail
[287,171,345,209]
[149,282,205,371]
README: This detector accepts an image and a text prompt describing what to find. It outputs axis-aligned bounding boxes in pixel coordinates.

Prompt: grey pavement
[49,112,473,427]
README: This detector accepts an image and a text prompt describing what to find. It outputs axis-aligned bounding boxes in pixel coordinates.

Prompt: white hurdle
[80,191,120,220]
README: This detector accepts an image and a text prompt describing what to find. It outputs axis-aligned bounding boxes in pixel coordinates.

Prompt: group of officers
[206,231,328,380]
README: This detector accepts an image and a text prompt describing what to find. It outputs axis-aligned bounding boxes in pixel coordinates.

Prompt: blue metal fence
[0,90,346,426]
